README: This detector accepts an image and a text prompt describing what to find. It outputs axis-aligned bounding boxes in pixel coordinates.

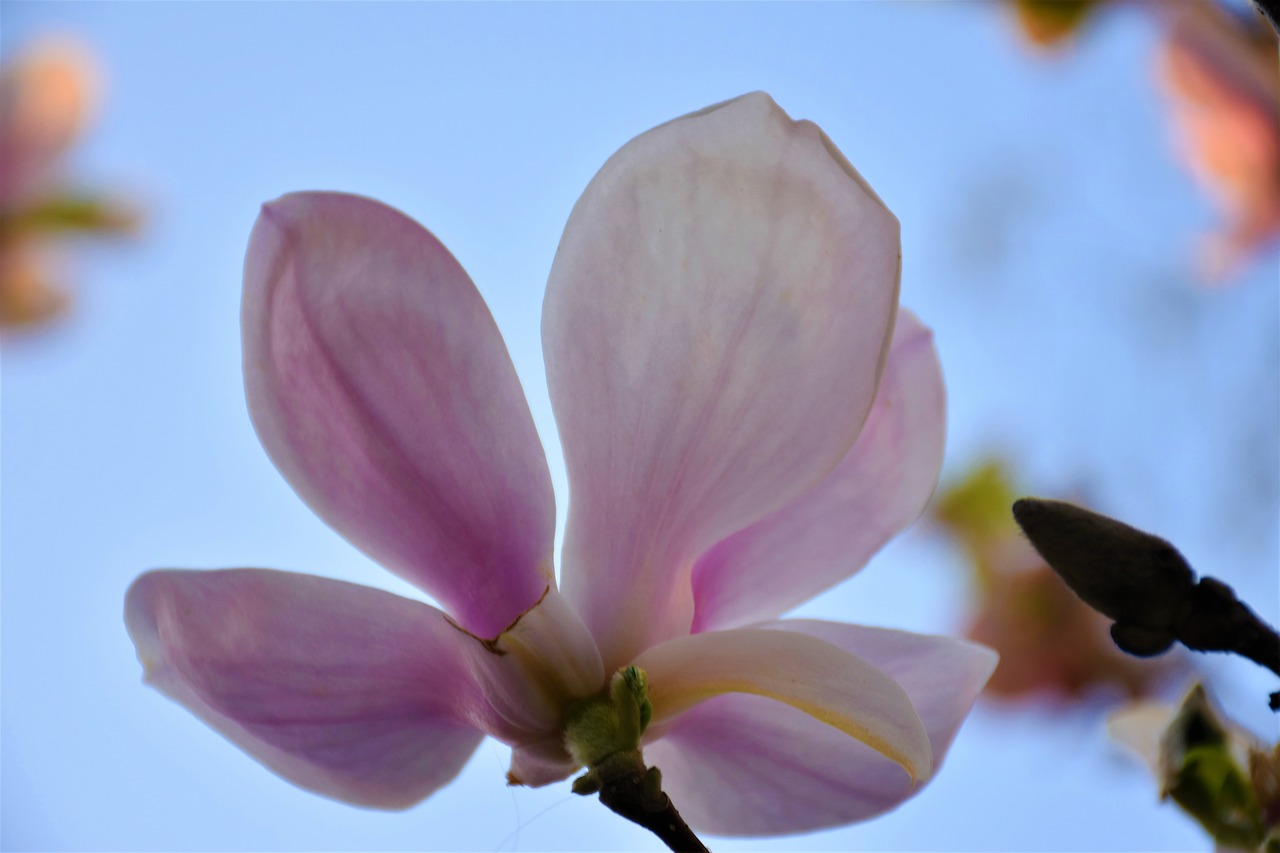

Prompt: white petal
[633,626,932,782]
[544,93,900,669]
[644,620,996,835]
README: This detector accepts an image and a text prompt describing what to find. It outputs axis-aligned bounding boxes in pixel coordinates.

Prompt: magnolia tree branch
[1012,498,1280,711]
[1252,0,1279,34]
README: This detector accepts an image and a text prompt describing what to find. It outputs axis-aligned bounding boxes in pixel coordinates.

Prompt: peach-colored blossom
[0,37,136,330]
[1156,3,1280,282]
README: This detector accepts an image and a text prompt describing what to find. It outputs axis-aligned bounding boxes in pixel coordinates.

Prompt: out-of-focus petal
[0,36,99,208]
[691,310,944,632]
[1109,687,1267,785]
[644,621,996,836]
[125,569,510,810]
[0,239,67,328]
[1155,2,1280,281]
[243,192,555,638]
[507,735,579,788]
[1109,701,1177,777]
[544,92,900,669]
[633,626,932,784]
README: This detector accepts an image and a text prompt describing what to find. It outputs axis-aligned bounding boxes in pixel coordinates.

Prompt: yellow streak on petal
[636,629,932,782]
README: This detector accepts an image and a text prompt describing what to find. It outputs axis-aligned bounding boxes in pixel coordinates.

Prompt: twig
[594,763,710,853]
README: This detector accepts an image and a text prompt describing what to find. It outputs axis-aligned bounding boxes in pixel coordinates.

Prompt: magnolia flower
[125,93,995,837]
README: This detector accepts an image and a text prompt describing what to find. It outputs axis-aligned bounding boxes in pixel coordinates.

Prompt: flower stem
[592,760,709,853]
[565,667,711,851]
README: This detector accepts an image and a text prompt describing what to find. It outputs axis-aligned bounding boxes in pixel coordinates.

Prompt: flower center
[563,666,653,794]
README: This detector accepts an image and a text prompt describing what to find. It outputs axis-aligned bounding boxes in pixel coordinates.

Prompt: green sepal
[563,666,653,770]
[1167,744,1264,848]
[619,666,653,737]
[1161,686,1269,850]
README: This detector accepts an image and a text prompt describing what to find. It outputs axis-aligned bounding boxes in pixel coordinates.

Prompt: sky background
[2,2,1277,851]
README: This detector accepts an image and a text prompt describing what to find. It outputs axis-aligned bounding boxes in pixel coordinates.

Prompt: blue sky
[2,2,1277,850]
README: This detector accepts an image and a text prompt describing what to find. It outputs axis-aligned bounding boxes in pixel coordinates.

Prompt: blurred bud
[1006,0,1102,50]
[1155,2,1280,282]
[931,461,1180,704]
[1110,685,1280,851]
[0,36,140,332]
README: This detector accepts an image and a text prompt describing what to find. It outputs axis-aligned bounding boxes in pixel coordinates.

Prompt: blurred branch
[0,194,140,237]
[1012,498,1280,711]
[1252,0,1279,35]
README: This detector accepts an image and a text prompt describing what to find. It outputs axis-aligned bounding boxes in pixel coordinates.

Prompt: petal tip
[899,737,933,785]
[253,193,302,234]
[124,570,169,680]
[973,642,1001,684]
[255,199,283,232]
[123,569,159,632]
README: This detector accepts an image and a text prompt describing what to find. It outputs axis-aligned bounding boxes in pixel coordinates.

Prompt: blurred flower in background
[930,460,1183,704]
[1110,684,1280,851]
[0,36,139,330]
[1155,1,1280,283]
[1002,0,1280,283]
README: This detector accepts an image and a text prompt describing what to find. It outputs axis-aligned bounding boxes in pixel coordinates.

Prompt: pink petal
[632,627,932,783]
[126,568,528,809]
[1107,701,1177,777]
[449,586,604,737]
[690,310,945,632]
[643,620,996,836]
[507,735,579,788]
[543,93,901,669]
[243,192,555,637]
